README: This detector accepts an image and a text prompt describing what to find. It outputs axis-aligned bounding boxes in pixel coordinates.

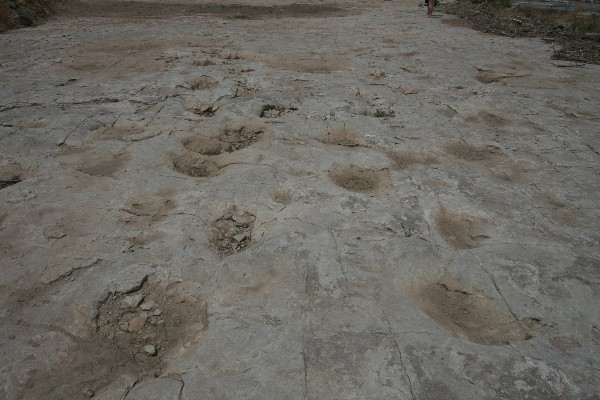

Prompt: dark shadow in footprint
[0,162,23,189]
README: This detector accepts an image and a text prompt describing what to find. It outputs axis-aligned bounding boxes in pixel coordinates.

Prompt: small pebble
[233,233,248,243]
[153,308,162,316]
[144,344,157,356]
[128,316,147,333]
[121,294,145,309]
[140,300,158,311]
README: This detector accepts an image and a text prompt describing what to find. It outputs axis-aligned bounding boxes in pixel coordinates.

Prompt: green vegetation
[374,108,395,118]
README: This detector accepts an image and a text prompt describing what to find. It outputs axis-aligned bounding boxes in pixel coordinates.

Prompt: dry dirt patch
[96,281,208,366]
[17,280,208,399]
[260,104,298,118]
[473,69,530,85]
[465,110,509,127]
[0,161,23,189]
[272,189,293,205]
[435,207,492,249]
[78,151,130,177]
[443,141,528,184]
[172,151,219,178]
[96,122,146,141]
[183,122,269,155]
[393,85,424,95]
[64,37,221,79]
[537,192,582,226]
[235,80,261,97]
[188,75,218,90]
[209,205,256,256]
[330,165,388,194]
[444,141,505,162]
[319,125,364,148]
[120,190,177,225]
[267,54,351,73]
[65,38,167,78]
[56,1,349,20]
[185,101,219,117]
[387,150,438,171]
[414,280,528,345]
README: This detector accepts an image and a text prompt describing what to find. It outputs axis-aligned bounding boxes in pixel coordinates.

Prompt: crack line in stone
[384,317,417,400]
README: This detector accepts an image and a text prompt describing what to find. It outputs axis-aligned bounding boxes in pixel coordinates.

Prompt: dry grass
[0,0,54,31]
[387,151,438,171]
[272,190,293,205]
[476,0,600,33]
[442,0,600,64]
[532,9,600,34]
[321,124,363,147]
[55,2,348,20]
[477,0,600,32]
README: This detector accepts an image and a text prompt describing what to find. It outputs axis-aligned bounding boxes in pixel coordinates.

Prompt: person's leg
[427,0,434,16]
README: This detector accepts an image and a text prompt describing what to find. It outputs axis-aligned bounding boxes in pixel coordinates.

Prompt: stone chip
[121,294,145,309]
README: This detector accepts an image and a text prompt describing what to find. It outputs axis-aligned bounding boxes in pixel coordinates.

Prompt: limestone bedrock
[0,0,599,398]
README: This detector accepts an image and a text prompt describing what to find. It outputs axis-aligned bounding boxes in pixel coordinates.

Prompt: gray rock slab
[0,0,599,398]
[125,377,182,400]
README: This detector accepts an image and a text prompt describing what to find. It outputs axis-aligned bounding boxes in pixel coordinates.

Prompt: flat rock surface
[1,0,599,398]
